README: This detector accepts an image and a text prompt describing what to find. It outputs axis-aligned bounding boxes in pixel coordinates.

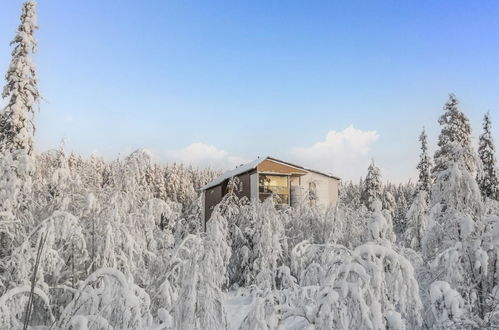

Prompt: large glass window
[259,174,289,204]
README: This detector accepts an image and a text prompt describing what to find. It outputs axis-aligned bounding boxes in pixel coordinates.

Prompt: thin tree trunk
[23,233,47,330]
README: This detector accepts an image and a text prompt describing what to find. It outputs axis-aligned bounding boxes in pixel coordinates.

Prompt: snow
[200,157,264,190]
[429,281,465,323]
[225,293,255,330]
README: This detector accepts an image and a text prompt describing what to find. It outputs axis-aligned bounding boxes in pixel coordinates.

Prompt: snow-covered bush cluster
[2,1,499,330]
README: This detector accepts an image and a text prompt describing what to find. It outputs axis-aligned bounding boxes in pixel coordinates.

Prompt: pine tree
[416,128,432,196]
[0,0,39,260]
[432,94,474,175]
[423,94,487,324]
[0,0,40,155]
[362,161,382,210]
[477,112,499,200]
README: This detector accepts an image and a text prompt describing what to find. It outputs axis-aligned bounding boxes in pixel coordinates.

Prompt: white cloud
[290,125,379,181]
[164,142,249,170]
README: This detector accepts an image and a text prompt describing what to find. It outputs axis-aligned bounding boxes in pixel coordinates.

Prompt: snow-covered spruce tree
[416,128,433,197]
[478,112,499,201]
[0,0,39,155]
[424,94,481,254]
[404,129,432,250]
[422,94,487,326]
[393,191,408,235]
[382,191,397,220]
[362,161,382,211]
[0,0,39,262]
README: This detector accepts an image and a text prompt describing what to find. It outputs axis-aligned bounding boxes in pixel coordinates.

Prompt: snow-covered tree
[422,94,488,325]
[0,0,39,155]
[394,191,408,235]
[368,200,396,243]
[425,95,481,255]
[404,191,428,250]
[416,128,432,197]
[174,212,231,329]
[429,281,467,328]
[478,112,499,201]
[285,241,422,329]
[362,161,382,211]
[252,199,286,291]
[382,191,397,219]
[55,268,153,329]
[0,0,39,263]
[432,94,476,175]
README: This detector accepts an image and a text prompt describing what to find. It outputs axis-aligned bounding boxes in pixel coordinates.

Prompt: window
[259,174,289,204]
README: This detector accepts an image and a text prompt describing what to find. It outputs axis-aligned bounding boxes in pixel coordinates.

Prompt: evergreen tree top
[437,94,472,148]
[433,94,475,174]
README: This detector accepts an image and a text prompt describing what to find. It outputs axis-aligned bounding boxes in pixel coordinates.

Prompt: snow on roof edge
[200,156,340,191]
[200,157,264,191]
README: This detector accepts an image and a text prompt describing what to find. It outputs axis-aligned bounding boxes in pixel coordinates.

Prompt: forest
[1,1,499,330]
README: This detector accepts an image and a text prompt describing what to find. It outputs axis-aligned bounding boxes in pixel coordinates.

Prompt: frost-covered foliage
[368,200,396,243]
[478,112,499,201]
[362,161,383,210]
[0,0,39,155]
[279,241,423,329]
[416,128,433,197]
[418,94,498,328]
[175,212,231,330]
[55,268,153,330]
[252,199,286,292]
[429,281,467,328]
[404,191,428,250]
[0,0,39,262]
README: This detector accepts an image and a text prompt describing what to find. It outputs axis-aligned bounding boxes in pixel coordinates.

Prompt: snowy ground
[225,292,307,330]
[225,293,254,330]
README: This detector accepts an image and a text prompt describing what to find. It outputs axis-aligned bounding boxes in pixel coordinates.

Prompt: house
[200,156,340,222]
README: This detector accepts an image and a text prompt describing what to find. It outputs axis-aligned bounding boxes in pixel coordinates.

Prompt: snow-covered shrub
[368,200,396,243]
[174,212,231,329]
[285,241,422,329]
[252,199,286,292]
[404,190,428,250]
[429,281,467,328]
[0,285,53,329]
[55,268,153,329]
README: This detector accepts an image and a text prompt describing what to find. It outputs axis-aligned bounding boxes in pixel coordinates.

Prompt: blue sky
[1,0,498,182]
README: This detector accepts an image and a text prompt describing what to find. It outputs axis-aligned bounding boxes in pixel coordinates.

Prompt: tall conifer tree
[362,161,382,210]
[416,128,432,196]
[0,0,39,155]
[477,112,499,200]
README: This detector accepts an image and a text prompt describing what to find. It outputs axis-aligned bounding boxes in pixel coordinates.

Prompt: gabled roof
[200,156,340,191]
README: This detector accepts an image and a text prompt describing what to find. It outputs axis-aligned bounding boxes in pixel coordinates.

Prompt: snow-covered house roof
[200,156,340,191]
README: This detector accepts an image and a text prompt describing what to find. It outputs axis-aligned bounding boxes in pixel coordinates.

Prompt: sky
[0,0,498,182]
